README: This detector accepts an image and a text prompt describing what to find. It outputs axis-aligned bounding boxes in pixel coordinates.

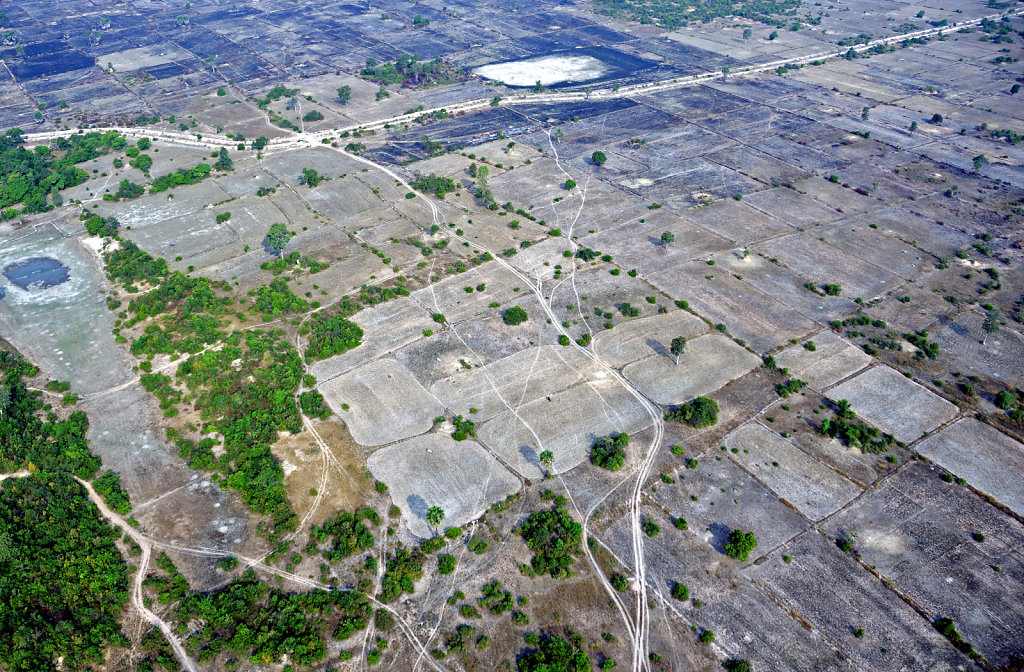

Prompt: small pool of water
[3,257,71,290]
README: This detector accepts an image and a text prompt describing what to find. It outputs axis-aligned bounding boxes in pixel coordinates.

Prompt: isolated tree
[724,529,758,562]
[336,85,352,104]
[564,179,576,190]
[660,231,675,248]
[670,336,687,366]
[723,660,751,672]
[721,66,730,77]
[539,450,554,472]
[972,154,988,173]
[591,150,607,166]
[266,222,291,256]
[300,167,321,187]
[425,506,445,532]
[503,306,529,325]
[861,106,870,121]
[982,308,999,344]
[909,121,918,134]
[930,113,943,124]
[215,147,233,171]
[742,28,752,40]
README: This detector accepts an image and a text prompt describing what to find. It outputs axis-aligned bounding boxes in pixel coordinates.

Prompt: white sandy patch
[475,54,607,87]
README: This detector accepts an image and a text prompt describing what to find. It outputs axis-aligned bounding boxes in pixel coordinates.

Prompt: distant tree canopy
[518,507,583,579]
[149,162,212,194]
[517,634,591,672]
[336,85,352,104]
[594,0,802,29]
[503,306,529,325]
[360,54,466,88]
[300,167,321,187]
[412,173,456,198]
[591,150,607,166]
[302,109,324,122]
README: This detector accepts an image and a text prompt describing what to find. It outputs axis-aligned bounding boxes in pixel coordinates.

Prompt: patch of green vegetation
[775,378,807,398]
[379,547,426,603]
[0,471,131,670]
[517,634,590,672]
[593,0,801,29]
[819,399,893,454]
[412,173,457,198]
[518,507,583,578]
[590,432,629,470]
[176,568,370,665]
[724,529,758,562]
[149,162,213,194]
[664,396,719,427]
[92,470,132,514]
[360,54,467,88]
[305,313,363,361]
[0,128,126,219]
[309,508,378,561]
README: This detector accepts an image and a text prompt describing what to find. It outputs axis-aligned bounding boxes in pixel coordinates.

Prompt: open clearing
[319,357,445,446]
[592,310,707,369]
[826,365,959,444]
[774,330,872,391]
[726,422,862,521]
[622,333,761,405]
[367,433,520,538]
[915,418,1024,517]
[478,377,652,479]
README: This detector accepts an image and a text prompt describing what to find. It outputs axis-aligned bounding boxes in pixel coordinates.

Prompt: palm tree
[425,506,445,534]
[539,450,554,476]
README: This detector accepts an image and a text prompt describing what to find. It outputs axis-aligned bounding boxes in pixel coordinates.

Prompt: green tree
[742,28,752,39]
[909,121,918,134]
[591,150,607,166]
[590,433,629,471]
[503,306,529,325]
[861,106,870,121]
[266,222,291,256]
[564,178,576,190]
[972,154,988,173]
[0,385,8,416]
[214,147,233,171]
[982,308,999,344]
[670,336,686,366]
[994,390,1017,411]
[425,505,445,532]
[660,231,675,248]
[724,528,758,562]
[539,449,554,472]
[337,85,352,104]
[300,167,321,187]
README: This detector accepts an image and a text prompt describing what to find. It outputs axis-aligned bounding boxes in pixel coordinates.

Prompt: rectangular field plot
[726,422,862,521]
[827,366,958,444]
[578,213,733,275]
[757,232,899,302]
[747,532,974,672]
[649,260,817,353]
[319,357,445,447]
[830,462,1024,668]
[679,198,797,244]
[916,419,1024,517]
[430,345,597,423]
[622,333,760,405]
[742,186,842,228]
[774,330,871,391]
[477,377,652,479]
[367,433,520,538]
[932,310,1024,388]
[591,310,707,369]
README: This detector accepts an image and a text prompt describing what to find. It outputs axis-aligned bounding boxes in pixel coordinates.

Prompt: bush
[995,390,1017,410]
[305,314,363,361]
[299,390,330,419]
[723,659,751,672]
[664,397,719,428]
[518,507,583,579]
[610,573,629,591]
[699,629,715,644]
[724,529,758,562]
[516,635,590,672]
[438,554,456,574]
[503,306,529,326]
[590,432,629,471]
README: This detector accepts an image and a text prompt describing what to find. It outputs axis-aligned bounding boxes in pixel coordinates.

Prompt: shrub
[610,573,629,591]
[503,306,529,325]
[724,529,758,562]
[518,507,583,579]
[722,659,751,672]
[590,432,629,471]
[438,554,456,574]
[664,397,719,428]
[670,582,689,600]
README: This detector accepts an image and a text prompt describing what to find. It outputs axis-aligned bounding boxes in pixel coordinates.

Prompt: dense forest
[0,351,132,670]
